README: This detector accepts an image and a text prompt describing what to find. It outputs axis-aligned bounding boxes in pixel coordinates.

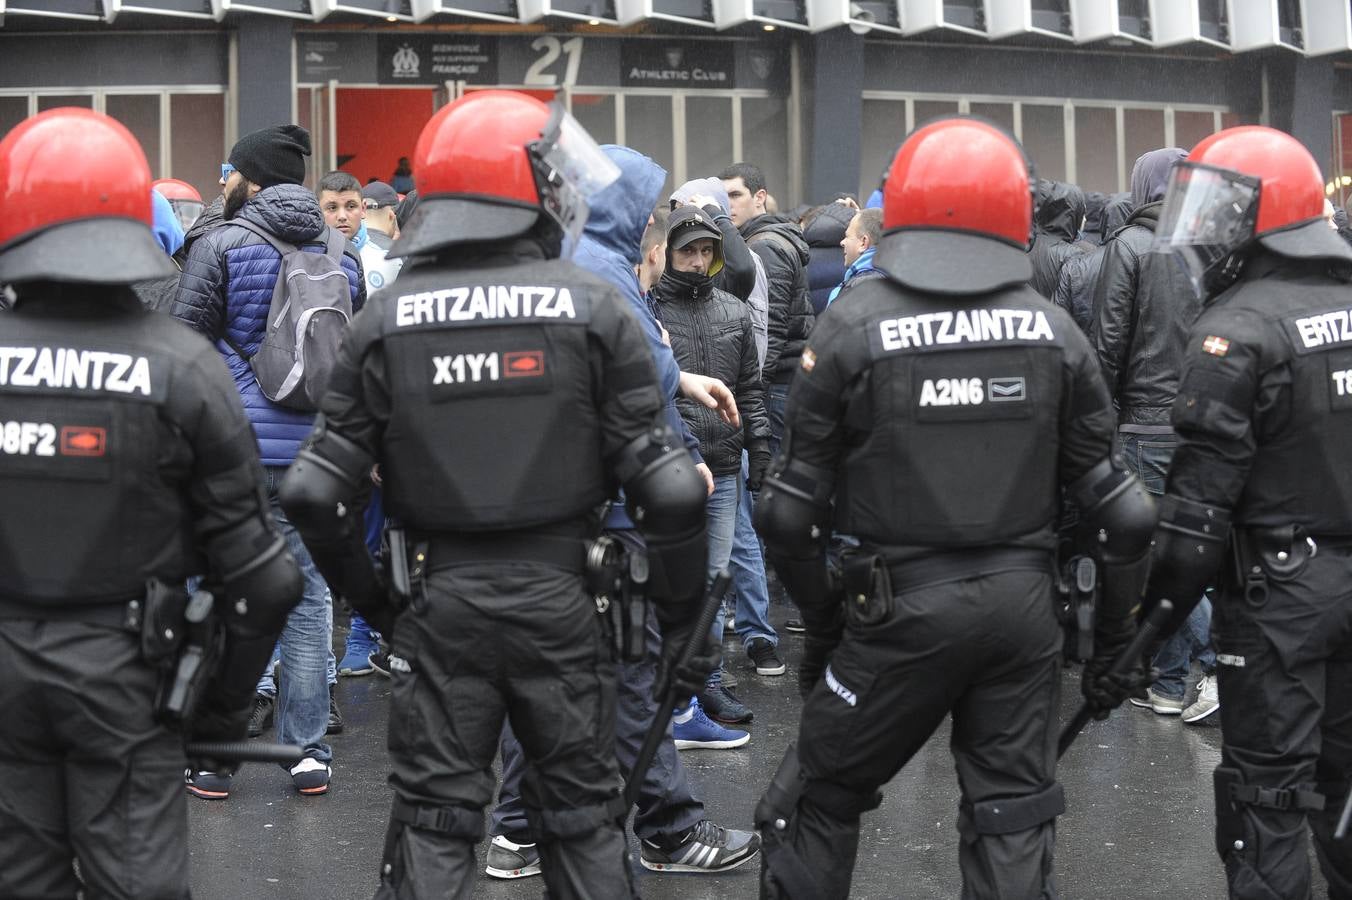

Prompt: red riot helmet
[152,177,206,234]
[0,108,174,285]
[390,90,619,259]
[877,116,1035,294]
[1155,125,1351,295]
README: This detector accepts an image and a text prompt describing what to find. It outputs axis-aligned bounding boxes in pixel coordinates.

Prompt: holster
[156,588,223,729]
[1231,525,1317,608]
[139,577,189,667]
[385,525,412,609]
[587,534,648,664]
[842,553,890,628]
[1058,555,1097,663]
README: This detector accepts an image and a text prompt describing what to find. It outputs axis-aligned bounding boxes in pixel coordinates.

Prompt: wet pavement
[189,604,1326,899]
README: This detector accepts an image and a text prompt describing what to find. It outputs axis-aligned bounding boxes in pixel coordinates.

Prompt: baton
[623,569,733,809]
[186,741,306,765]
[1058,598,1174,758]
[1336,786,1352,840]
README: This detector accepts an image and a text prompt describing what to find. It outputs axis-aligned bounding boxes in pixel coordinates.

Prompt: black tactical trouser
[1211,543,1352,900]
[0,618,189,900]
[762,567,1063,900]
[375,560,632,900]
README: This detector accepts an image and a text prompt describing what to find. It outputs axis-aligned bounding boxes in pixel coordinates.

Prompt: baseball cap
[667,205,722,250]
[362,181,399,209]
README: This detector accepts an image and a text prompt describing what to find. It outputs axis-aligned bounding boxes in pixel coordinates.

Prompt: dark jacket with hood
[802,203,854,316]
[171,184,365,465]
[1091,148,1200,427]
[577,146,704,531]
[133,195,226,313]
[654,211,771,476]
[740,213,814,383]
[1053,191,1132,333]
[1028,180,1091,300]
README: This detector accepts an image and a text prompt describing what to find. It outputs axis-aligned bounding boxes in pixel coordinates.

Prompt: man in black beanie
[171,125,366,800]
[221,124,312,220]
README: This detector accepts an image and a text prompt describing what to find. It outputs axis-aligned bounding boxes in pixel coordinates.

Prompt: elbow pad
[754,457,834,560]
[754,457,837,618]
[1146,494,1231,635]
[279,424,373,541]
[207,518,302,639]
[615,424,708,618]
[1072,457,1157,565]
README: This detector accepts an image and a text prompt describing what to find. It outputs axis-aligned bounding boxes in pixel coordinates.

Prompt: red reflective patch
[60,426,106,457]
[503,350,545,378]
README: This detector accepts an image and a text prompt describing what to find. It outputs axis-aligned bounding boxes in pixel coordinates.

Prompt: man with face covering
[1027,179,1091,300]
[1091,147,1217,721]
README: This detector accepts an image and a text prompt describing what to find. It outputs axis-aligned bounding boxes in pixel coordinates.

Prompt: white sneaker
[485,834,541,879]
[1182,674,1220,723]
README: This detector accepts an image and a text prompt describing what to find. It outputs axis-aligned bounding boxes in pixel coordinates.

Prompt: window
[913,99,958,129]
[0,97,27,139]
[625,96,675,199]
[571,94,616,149]
[171,93,226,203]
[106,94,162,179]
[686,96,734,183]
[1074,106,1118,193]
[1123,107,1165,177]
[860,98,905,200]
[969,102,1015,135]
[1174,110,1218,153]
[1021,104,1066,183]
[37,94,93,112]
[741,95,790,205]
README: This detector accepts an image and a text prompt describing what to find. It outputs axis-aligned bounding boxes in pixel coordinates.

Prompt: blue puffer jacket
[171,184,365,465]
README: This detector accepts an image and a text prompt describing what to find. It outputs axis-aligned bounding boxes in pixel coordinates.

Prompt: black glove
[659,620,721,699]
[798,632,841,699]
[746,441,772,493]
[1081,620,1153,718]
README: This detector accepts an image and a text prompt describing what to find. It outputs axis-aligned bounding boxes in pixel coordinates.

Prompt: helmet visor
[1154,161,1260,294]
[529,105,621,250]
[170,199,204,234]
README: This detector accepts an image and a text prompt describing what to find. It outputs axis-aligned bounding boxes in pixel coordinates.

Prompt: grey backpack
[229,220,353,412]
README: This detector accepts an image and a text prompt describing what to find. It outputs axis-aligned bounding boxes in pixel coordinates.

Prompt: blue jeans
[1118,430,1215,700]
[767,382,789,461]
[256,466,333,764]
[1152,594,1216,700]
[730,453,777,649]
[704,474,739,691]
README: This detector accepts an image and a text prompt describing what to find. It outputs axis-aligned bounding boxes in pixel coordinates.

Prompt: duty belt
[884,546,1053,594]
[0,594,144,632]
[417,531,588,573]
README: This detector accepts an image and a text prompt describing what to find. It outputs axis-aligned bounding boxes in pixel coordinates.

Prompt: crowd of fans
[29,120,1348,881]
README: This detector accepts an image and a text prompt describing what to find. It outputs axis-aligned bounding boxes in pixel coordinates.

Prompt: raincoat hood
[1034,180,1087,243]
[577,145,667,267]
[1130,147,1187,207]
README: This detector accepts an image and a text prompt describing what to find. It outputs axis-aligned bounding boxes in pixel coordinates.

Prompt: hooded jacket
[1091,186,1201,427]
[653,225,770,476]
[740,213,814,382]
[1028,180,1091,300]
[575,146,704,535]
[802,203,854,315]
[1053,192,1132,333]
[171,184,365,465]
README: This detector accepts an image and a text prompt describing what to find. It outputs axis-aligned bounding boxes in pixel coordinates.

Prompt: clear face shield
[1154,162,1261,296]
[528,104,621,255]
[169,199,204,234]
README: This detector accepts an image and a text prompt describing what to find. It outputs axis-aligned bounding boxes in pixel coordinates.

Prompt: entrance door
[334,87,438,187]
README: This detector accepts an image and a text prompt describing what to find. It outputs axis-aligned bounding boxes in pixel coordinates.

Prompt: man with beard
[172,124,365,799]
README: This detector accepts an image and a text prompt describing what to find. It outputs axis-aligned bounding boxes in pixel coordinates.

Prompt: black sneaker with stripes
[639,819,761,873]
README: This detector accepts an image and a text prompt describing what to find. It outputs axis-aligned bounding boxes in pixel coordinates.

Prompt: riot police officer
[0,109,302,898]
[279,91,712,900]
[1143,126,1352,899]
[752,117,1156,899]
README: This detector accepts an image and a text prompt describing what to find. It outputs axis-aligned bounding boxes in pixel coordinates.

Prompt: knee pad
[960,782,1065,840]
